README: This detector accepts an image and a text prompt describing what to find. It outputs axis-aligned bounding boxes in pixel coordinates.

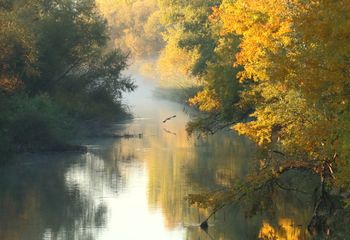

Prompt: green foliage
[157,0,243,134]
[334,114,350,201]
[0,94,72,159]
[0,0,135,157]
[158,0,217,75]
[53,49,135,121]
[9,94,72,150]
[26,0,109,93]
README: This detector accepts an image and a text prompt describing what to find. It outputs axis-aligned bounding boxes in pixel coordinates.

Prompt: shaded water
[0,72,312,239]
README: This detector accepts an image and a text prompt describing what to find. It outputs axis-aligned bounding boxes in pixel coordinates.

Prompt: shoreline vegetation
[0,0,136,161]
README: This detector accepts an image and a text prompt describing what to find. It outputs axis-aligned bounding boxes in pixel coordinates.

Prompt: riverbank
[0,0,135,163]
[0,93,134,164]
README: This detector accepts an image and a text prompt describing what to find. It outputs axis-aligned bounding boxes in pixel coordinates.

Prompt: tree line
[0,0,135,158]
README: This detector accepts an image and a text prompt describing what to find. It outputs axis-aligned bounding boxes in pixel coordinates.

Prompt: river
[0,71,312,239]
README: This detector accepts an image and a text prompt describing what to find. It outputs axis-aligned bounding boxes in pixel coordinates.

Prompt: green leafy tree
[0,0,136,157]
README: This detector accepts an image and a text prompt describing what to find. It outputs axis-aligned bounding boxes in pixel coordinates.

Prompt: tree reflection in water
[0,94,315,240]
[0,150,116,240]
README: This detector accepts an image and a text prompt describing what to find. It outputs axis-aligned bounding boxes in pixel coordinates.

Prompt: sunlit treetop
[215,0,350,165]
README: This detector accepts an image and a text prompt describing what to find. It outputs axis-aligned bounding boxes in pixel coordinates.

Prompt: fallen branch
[91,133,143,138]
[112,133,143,138]
[200,204,226,230]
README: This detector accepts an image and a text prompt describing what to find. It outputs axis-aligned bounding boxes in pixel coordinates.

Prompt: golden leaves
[215,0,350,163]
[189,88,220,112]
[219,0,294,83]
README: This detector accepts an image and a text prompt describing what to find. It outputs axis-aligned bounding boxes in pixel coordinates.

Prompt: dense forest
[2,0,350,238]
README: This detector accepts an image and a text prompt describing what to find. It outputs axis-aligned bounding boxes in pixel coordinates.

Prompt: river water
[0,72,312,239]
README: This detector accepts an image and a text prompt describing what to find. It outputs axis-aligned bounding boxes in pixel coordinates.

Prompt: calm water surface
[0,72,312,239]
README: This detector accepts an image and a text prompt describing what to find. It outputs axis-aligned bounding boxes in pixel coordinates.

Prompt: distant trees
[96,0,164,58]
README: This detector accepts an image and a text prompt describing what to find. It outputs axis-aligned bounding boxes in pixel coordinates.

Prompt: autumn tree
[189,0,350,237]
[96,0,164,58]
[220,0,350,186]
[157,0,243,130]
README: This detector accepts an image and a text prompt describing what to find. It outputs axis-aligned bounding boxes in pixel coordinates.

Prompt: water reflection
[0,153,107,240]
[259,219,302,240]
[0,73,313,239]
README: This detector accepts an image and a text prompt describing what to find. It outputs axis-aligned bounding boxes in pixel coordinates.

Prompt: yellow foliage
[217,0,350,163]
[259,218,301,240]
[189,89,220,112]
[219,0,294,82]
[96,0,163,57]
